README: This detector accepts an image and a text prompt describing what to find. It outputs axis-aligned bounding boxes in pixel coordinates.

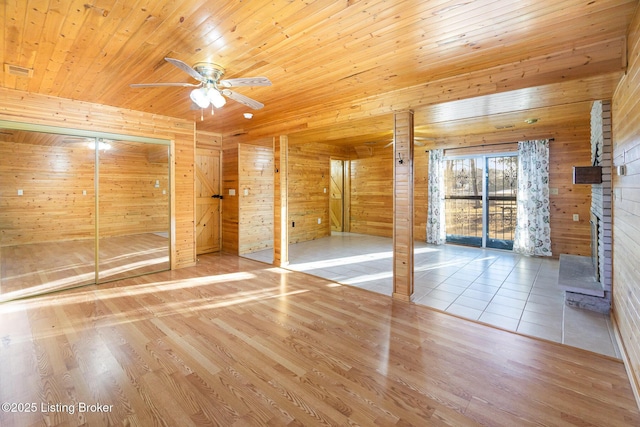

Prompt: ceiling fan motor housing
[193,63,225,83]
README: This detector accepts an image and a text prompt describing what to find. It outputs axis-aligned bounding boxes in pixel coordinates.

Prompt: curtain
[513,140,552,256]
[426,149,446,245]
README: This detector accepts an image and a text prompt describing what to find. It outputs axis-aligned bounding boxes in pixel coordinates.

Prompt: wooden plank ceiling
[1,0,636,145]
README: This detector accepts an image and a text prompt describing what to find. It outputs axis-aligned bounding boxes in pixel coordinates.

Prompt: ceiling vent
[4,63,34,78]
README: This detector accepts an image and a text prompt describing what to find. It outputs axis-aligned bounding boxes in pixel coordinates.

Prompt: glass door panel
[444,158,483,247]
[0,129,95,301]
[486,156,518,250]
[444,155,517,250]
[98,140,169,283]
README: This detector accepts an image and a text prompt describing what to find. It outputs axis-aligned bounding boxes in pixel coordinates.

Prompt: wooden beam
[274,135,289,266]
[392,111,414,301]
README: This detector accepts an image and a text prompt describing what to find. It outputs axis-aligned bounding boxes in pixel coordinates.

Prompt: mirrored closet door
[0,125,170,302]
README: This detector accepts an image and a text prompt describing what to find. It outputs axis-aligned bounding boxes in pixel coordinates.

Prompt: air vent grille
[4,63,34,78]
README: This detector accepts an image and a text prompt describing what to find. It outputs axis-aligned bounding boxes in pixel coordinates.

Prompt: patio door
[444,154,517,250]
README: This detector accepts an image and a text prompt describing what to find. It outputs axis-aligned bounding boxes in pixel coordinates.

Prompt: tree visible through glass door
[444,155,517,249]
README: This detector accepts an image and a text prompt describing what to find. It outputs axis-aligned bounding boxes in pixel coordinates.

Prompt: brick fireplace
[562,100,612,313]
[589,100,613,296]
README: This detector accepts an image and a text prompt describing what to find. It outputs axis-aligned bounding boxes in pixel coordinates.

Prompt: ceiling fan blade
[219,77,272,88]
[130,82,202,88]
[221,89,264,109]
[165,57,206,83]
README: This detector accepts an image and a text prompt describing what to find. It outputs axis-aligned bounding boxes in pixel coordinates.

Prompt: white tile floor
[245,232,620,358]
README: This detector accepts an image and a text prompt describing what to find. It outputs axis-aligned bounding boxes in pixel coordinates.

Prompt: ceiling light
[243,113,253,119]
[208,88,226,108]
[190,88,210,108]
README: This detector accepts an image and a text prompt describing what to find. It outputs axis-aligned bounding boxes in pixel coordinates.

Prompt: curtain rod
[425,138,555,152]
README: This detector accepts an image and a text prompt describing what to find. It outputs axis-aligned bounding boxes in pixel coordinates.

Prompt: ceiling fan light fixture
[208,88,227,108]
[190,88,210,108]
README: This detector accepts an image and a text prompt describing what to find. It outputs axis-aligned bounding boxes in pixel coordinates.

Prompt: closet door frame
[0,119,173,292]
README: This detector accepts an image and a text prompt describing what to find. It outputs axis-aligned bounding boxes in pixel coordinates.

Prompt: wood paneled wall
[0,88,196,268]
[0,141,95,245]
[288,142,348,243]
[548,127,593,256]
[196,131,222,149]
[221,146,239,254]
[349,146,394,238]
[99,145,169,238]
[611,5,640,403]
[239,144,274,254]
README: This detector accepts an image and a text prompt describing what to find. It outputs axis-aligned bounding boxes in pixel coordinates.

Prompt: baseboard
[612,310,640,410]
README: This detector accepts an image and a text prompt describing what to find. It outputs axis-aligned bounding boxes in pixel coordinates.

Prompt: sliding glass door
[444,158,484,247]
[486,156,517,249]
[0,123,170,302]
[444,154,517,250]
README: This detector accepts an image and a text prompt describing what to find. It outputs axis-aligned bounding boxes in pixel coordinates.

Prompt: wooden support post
[274,135,289,266]
[393,111,414,301]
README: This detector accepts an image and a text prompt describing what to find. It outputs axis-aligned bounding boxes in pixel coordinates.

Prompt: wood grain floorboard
[0,253,638,426]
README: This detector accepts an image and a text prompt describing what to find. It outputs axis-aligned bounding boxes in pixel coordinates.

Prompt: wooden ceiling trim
[416,102,594,140]
[247,40,623,137]
[3,0,637,137]
[423,123,589,151]
[221,26,624,117]
[239,68,618,143]
[259,35,624,119]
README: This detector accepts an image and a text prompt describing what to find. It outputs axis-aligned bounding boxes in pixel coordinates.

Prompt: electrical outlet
[573,214,579,221]
[550,187,558,195]
[292,221,295,227]
[17,189,23,196]
[318,218,321,224]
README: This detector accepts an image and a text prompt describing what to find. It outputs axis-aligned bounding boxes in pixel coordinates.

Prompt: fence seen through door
[444,155,517,250]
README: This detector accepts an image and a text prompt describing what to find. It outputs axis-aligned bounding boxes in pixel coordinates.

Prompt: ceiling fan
[130,57,271,110]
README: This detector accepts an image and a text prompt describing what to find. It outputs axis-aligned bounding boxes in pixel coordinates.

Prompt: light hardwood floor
[0,233,169,302]
[1,253,638,426]
[245,233,619,357]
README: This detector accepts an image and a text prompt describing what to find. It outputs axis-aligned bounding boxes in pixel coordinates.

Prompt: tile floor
[244,232,620,358]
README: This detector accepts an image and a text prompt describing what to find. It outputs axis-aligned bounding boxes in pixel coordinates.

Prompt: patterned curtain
[426,149,446,245]
[513,140,552,256]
